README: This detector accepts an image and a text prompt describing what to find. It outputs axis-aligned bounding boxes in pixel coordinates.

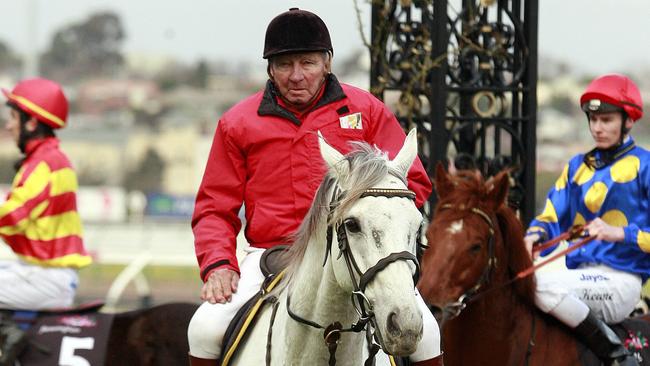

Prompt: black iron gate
[369,0,538,224]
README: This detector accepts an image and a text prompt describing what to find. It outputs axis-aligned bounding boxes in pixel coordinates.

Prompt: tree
[41,11,125,82]
[0,40,21,74]
[154,59,210,91]
[189,60,209,89]
[123,147,165,193]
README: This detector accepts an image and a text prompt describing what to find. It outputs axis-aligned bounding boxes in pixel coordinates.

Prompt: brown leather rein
[518,225,595,279]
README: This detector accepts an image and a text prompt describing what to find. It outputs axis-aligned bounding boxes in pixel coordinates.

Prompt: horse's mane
[271,141,404,295]
[495,205,536,304]
[436,170,535,304]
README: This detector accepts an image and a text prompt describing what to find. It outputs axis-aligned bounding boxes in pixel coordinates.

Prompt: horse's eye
[469,243,482,254]
[344,218,361,233]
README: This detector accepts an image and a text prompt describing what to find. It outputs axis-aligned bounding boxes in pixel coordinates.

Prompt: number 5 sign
[59,337,95,366]
[19,312,113,366]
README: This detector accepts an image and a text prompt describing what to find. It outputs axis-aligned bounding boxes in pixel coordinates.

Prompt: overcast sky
[0,0,648,75]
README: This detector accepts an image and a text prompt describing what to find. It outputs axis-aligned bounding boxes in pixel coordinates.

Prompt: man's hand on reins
[584,217,624,243]
[202,268,240,304]
[524,233,541,259]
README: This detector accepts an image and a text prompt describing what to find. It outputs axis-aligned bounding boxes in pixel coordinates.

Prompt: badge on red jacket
[339,113,363,129]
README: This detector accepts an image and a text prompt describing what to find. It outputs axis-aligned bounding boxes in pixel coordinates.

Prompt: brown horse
[105,302,198,365]
[417,165,582,365]
[17,302,198,365]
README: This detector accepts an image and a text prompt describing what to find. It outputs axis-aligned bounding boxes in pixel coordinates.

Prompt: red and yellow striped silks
[0,138,91,268]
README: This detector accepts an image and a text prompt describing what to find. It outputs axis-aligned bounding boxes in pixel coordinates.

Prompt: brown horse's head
[417,163,534,318]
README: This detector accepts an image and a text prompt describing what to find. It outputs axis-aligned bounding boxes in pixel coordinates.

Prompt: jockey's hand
[202,268,240,304]
[524,234,540,259]
[584,218,625,243]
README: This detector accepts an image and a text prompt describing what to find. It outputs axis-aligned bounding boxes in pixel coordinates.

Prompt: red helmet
[2,78,68,129]
[579,74,643,122]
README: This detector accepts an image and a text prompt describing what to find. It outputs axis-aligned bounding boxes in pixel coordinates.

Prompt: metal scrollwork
[369,0,538,222]
[471,91,507,118]
[448,5,528,87]
[386,9,434,92]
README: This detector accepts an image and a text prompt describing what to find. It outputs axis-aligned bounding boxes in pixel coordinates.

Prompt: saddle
[221,245,289,365]
[3,300,115,366]
[578,316,650,365]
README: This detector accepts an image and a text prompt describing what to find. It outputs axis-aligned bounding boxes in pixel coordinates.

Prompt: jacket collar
[583,137,635,170]
[24,137,58,157]
[257,74,346,126]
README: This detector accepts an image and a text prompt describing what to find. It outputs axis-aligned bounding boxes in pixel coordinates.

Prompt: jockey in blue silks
[525,74,646,366]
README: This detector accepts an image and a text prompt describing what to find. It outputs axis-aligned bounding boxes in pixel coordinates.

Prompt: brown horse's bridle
[437,203,595,321]
[435,204,591,366]
[285,184,420,366]
[437,203,498,320]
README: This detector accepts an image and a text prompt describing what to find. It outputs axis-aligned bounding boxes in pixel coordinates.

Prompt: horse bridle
[438,203,497,320]
[286,184,420,366]
[435,204,540,366]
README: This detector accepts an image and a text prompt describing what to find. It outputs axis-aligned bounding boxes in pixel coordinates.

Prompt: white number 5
[58,336,94,366]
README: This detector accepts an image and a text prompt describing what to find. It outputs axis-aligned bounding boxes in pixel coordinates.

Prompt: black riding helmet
[263,8,333,59]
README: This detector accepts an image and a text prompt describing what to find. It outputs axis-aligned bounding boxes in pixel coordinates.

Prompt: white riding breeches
[412,290,442,361]
[188,247,267,359]
[187,247,442,360]
[0,260,78,310]
[535,264,642,324]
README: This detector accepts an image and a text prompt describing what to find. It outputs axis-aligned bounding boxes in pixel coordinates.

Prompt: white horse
[230,129,424,366]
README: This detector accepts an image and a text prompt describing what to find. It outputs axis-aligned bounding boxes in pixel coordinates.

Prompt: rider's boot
[412,353,444,366]
[188,354,218,366]
[0,321,27,366]
[574,310,638,366]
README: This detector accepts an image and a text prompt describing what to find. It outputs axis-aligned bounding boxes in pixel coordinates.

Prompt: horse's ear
[318,131,349,178]
[389,128,418,179]
[487,170,510,209]
[434,162,453,196]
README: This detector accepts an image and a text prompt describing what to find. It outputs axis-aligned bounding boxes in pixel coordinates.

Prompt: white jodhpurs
[411,289,442,360]
[187,247,442,360]
[188,247,267,359]
[0,260,78,310]
[535,264,642,325]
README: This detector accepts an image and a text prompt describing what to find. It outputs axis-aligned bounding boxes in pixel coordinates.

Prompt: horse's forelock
[331,144,395,224]
[436,172,487,212]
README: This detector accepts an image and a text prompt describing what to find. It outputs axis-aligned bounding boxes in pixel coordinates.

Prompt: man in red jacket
[188,8,441,365]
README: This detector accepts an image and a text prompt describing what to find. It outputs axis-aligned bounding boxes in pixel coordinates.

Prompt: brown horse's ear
[487,170,510,209]
[434,162,453,196]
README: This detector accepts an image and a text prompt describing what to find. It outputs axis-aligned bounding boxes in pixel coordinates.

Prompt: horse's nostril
[386,310,402,336]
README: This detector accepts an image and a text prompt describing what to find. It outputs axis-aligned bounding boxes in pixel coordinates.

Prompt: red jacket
[192,76,432,280]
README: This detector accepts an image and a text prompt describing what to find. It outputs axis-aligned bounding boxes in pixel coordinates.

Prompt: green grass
[76,263,202,309]
[78,263,200,282]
